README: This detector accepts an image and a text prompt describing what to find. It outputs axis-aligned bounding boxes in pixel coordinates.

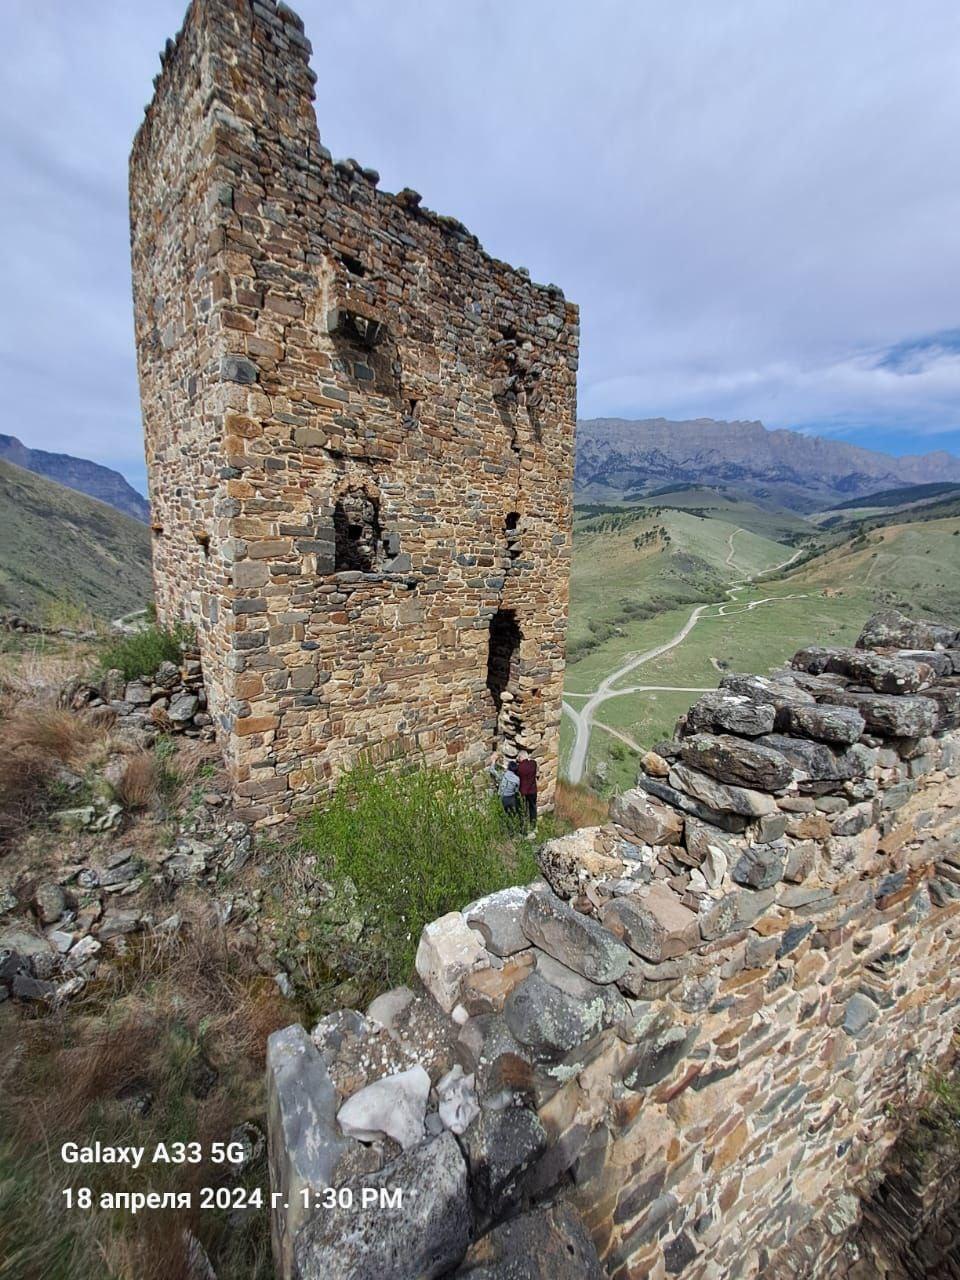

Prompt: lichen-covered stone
[464,886,531,957]
[294,1131,472,1280]
[503,971,623,1061]
[669,763,779,817]
[521,890,631,984]
[679,733,794,792]
[601,886,701,962]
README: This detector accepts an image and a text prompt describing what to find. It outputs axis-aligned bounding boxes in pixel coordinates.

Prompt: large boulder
[503,971,624,1061]
[668,763,778,817]
[856,610,957,651]
[520,890,631,984]
[784,702,865,745]
[464,886,532,957]
[684,691,776,738]
[791,645,935,694]
[610,789,683,845]
[815,690,939,739]
[601,886,701,962]
[537,829,625,898]
[293,1131,472,1280]
[719,672,814,710]
[678,734,794,793]
[757,734,860,783]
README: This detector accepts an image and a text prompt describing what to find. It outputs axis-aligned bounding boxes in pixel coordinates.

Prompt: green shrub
[300,760,540,993]
[98,622,193,681]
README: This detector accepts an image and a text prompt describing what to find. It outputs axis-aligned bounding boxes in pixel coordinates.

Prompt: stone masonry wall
[130,0,578,823]
[265,611,960,1279]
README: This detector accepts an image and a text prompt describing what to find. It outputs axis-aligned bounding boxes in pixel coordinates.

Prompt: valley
[561,487,960,791]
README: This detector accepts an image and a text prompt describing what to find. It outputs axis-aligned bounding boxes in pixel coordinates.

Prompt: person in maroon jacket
[515,750,538,835]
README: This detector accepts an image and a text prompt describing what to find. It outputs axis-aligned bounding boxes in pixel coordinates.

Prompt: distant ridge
[0,434,149,523]
[0,459,152,621]
[575,417,960,512]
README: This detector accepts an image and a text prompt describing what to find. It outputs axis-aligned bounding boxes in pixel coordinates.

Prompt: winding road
[562,535,808,784]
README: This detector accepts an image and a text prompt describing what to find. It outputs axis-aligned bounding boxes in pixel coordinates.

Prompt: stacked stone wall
[130,0,578,822]
[265,612,960,1278]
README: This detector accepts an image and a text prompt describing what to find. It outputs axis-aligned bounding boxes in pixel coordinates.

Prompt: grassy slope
[567,505,794,667]
[0,458,152,622]
[563,503,960,787]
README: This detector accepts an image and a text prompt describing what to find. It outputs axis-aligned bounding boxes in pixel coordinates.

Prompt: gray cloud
[2,0,958,492]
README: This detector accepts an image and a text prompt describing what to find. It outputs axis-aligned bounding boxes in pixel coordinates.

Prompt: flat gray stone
[786,702,865,745]
[669,763,778,817]
[521,890,630,984]
[679,733,794,792]
[685,691,775,738]
[816,690,938,739]
[464,887,531,957]
[294,1131,471,1280]
[503,971,622,1061]
[758,734,859,783]
[732,842,787,890]
[266,1024,376,1280]
[856,610,957,652]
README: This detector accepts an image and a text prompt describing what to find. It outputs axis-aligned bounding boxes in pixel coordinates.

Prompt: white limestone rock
[436,1064,479,1136]
[337,1064,431,1150]
[415,911,489,1013]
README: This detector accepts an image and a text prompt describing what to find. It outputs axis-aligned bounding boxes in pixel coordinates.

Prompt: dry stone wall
[130,0,578,823]
[265,612,960,1278]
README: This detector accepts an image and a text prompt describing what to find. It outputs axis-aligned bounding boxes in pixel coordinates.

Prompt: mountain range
[0,434,149,523]
[0,459,152,622]
[575,418,960,512]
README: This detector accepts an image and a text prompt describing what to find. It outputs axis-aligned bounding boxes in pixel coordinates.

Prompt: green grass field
[562,504,960,790]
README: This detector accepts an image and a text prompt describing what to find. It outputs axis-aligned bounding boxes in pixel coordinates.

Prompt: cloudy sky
[2,0,959,494]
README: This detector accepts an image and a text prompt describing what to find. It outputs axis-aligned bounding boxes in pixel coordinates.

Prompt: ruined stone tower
[130,0,578,821]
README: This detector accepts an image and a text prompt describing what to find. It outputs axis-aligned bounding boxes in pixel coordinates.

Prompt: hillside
[0,434,149,523]
[562,494,960,792]
[575,417,960,512]
[0,458,153,621]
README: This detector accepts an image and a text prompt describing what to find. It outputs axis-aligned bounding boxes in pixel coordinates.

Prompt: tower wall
[131,0,579,821]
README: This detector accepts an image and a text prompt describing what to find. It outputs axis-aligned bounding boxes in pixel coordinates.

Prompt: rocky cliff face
[575,418,960,511]
[264,609,960,1280]
[0,434,149,523]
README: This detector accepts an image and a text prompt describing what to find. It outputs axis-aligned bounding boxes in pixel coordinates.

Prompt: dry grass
[1,910,291,1280]
[112,750,159,810]
[0,704,109,849]
[554,779,610,830]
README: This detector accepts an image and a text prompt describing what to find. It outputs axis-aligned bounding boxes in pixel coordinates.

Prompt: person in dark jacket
[516,750,538,834]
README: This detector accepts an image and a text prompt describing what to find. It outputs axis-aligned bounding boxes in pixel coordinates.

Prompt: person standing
[516,749,538,835]
[488,753,521,818]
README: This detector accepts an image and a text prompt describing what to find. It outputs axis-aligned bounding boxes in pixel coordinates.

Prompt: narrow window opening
[334,489,381,572]
[505,511,521,560]
[340,252,366,277]
[486,609,522,712]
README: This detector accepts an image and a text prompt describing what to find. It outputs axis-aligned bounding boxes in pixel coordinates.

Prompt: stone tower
[130,0,578,822]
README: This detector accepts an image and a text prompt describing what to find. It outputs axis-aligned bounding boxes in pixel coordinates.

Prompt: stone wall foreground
[130,0,578,824]
[266,611,960,1279]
